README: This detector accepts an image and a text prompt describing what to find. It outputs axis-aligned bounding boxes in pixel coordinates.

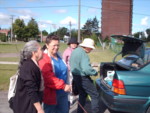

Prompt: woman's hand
[34,102,45,113]
[37,109,45,113]
[64,84,71,92]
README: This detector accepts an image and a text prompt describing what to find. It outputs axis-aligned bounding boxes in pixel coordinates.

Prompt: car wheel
[146,106,150,113]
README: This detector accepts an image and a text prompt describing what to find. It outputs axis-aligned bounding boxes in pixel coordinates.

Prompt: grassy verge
[0,42,118,91]
[0,43,25,53]
[0,64,18,90]
[0,57,19,62]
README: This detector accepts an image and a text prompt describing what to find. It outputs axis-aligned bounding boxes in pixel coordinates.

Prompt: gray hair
[19,40,39,68]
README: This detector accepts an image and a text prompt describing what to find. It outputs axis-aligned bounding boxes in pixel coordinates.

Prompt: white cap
[79,38,95,49]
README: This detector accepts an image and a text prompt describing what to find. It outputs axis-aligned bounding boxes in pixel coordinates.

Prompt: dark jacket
[13,59,42,113]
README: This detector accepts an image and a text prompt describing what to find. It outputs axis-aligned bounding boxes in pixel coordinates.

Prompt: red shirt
[38,53,65,105]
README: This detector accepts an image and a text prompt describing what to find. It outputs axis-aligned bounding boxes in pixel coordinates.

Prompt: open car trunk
[100,62,129,88]
[100,35,145,88]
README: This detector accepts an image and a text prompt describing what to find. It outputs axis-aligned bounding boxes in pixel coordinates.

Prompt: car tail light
[112,79,126,95]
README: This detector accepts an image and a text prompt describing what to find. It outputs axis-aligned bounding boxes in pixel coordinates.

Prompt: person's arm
[38,54,69,90]
[80,52,98,76]
[21,62,43,110]
[62,50,68,64]
[34,102,44,113]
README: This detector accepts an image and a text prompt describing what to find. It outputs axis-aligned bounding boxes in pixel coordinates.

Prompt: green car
[96,35,150,113]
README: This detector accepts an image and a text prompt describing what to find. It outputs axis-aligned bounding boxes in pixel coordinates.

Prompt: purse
[8,71,19,109]
[72,79,79,96]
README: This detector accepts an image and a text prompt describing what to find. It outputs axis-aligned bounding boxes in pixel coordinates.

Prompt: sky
[0,0,150,34]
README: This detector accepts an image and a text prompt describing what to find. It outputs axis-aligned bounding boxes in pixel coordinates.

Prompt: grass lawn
[0,57,19,62]
[0,42,25,53]
[0,64,18,90]
[0,42,118,91]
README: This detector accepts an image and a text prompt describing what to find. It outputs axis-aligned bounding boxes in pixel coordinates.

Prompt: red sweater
[38,53,66,105]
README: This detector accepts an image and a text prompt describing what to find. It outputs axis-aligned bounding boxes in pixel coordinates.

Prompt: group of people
[11,34,101,113]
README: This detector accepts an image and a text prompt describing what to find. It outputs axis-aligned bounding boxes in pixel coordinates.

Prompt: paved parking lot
[0,53,110,113]
[0,91,111,113]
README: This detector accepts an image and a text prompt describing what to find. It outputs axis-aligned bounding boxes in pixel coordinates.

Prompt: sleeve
[80,52,98,76]
[38,55,66,90]
[62,49,68,64]
[21,63,40,104]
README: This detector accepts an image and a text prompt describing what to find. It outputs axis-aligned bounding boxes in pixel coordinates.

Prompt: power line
[0,4,150,17]
[0,5,78,9]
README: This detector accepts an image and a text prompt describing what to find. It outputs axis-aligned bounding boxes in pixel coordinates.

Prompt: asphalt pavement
[0,53,110,113]
[0,91,111,113]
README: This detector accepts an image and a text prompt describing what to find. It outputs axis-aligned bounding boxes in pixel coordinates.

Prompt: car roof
[111,35,145,59]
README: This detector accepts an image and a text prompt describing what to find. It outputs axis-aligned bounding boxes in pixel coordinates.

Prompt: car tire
[146,106,150,113]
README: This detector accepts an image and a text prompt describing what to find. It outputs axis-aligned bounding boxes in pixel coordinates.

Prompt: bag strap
[77,101,88,113]
[13,70,19,93]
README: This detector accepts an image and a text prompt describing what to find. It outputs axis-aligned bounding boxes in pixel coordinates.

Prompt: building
[101,0,133,39]
[0,29,10,37]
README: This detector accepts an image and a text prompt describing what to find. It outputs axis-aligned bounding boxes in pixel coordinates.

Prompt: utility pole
[10,15,14,42]
[40,23,43,42]
[69,21,72,38]
[41,30,43,42]
[78,0,81,43]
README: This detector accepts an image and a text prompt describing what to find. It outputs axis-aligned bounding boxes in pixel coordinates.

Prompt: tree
[92,16,99,33]
[13,18,26,41]
[133,32,141,38]
[146,28,150,42]
[56,27,68,40]
[0,33,7,42]
[146,28,150,36]
[82,16,99,36]
[27,18,39,41]
[82,19,93,35]
[71,29,78,38]
[42,30,48,36]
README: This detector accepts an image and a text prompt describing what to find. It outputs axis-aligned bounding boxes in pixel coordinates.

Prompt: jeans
[44,93,68,113]
[73,75,100,113]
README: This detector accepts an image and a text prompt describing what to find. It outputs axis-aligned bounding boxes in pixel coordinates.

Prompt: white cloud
[38,23,47,29]
[0,13,11,25]
[54,9,67,13]
[19,15,31,20]
[8,9,36,16]
[7,9,37,22]
[38,20,53,29]
[60,16,77,25]
[39,20,52,24]
[141,17,149,26]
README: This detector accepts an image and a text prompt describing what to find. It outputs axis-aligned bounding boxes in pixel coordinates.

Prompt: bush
[91,33,99,45]
[0,33,7,42]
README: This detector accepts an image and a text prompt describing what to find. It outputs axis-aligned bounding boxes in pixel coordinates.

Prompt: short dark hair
[45,35,59,44]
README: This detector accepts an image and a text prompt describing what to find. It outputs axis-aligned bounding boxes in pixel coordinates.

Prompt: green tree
[92,16,99,33]
[13,18,26,41]
[0,33,7,42]
[27,18,39,41]
[146,28,150,41]
[133,32,141,38]
[146,28,150,36]
[82,16,99,36]
[42,30,48,36]
[82,19,92,35]
[56,27,68,40]
[24,26,30,42]
[71,29,78,38]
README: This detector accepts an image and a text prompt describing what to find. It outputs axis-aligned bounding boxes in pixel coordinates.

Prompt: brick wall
[101,0,133,39]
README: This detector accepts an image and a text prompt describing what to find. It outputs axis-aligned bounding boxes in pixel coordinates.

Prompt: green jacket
[70,47,97,76]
